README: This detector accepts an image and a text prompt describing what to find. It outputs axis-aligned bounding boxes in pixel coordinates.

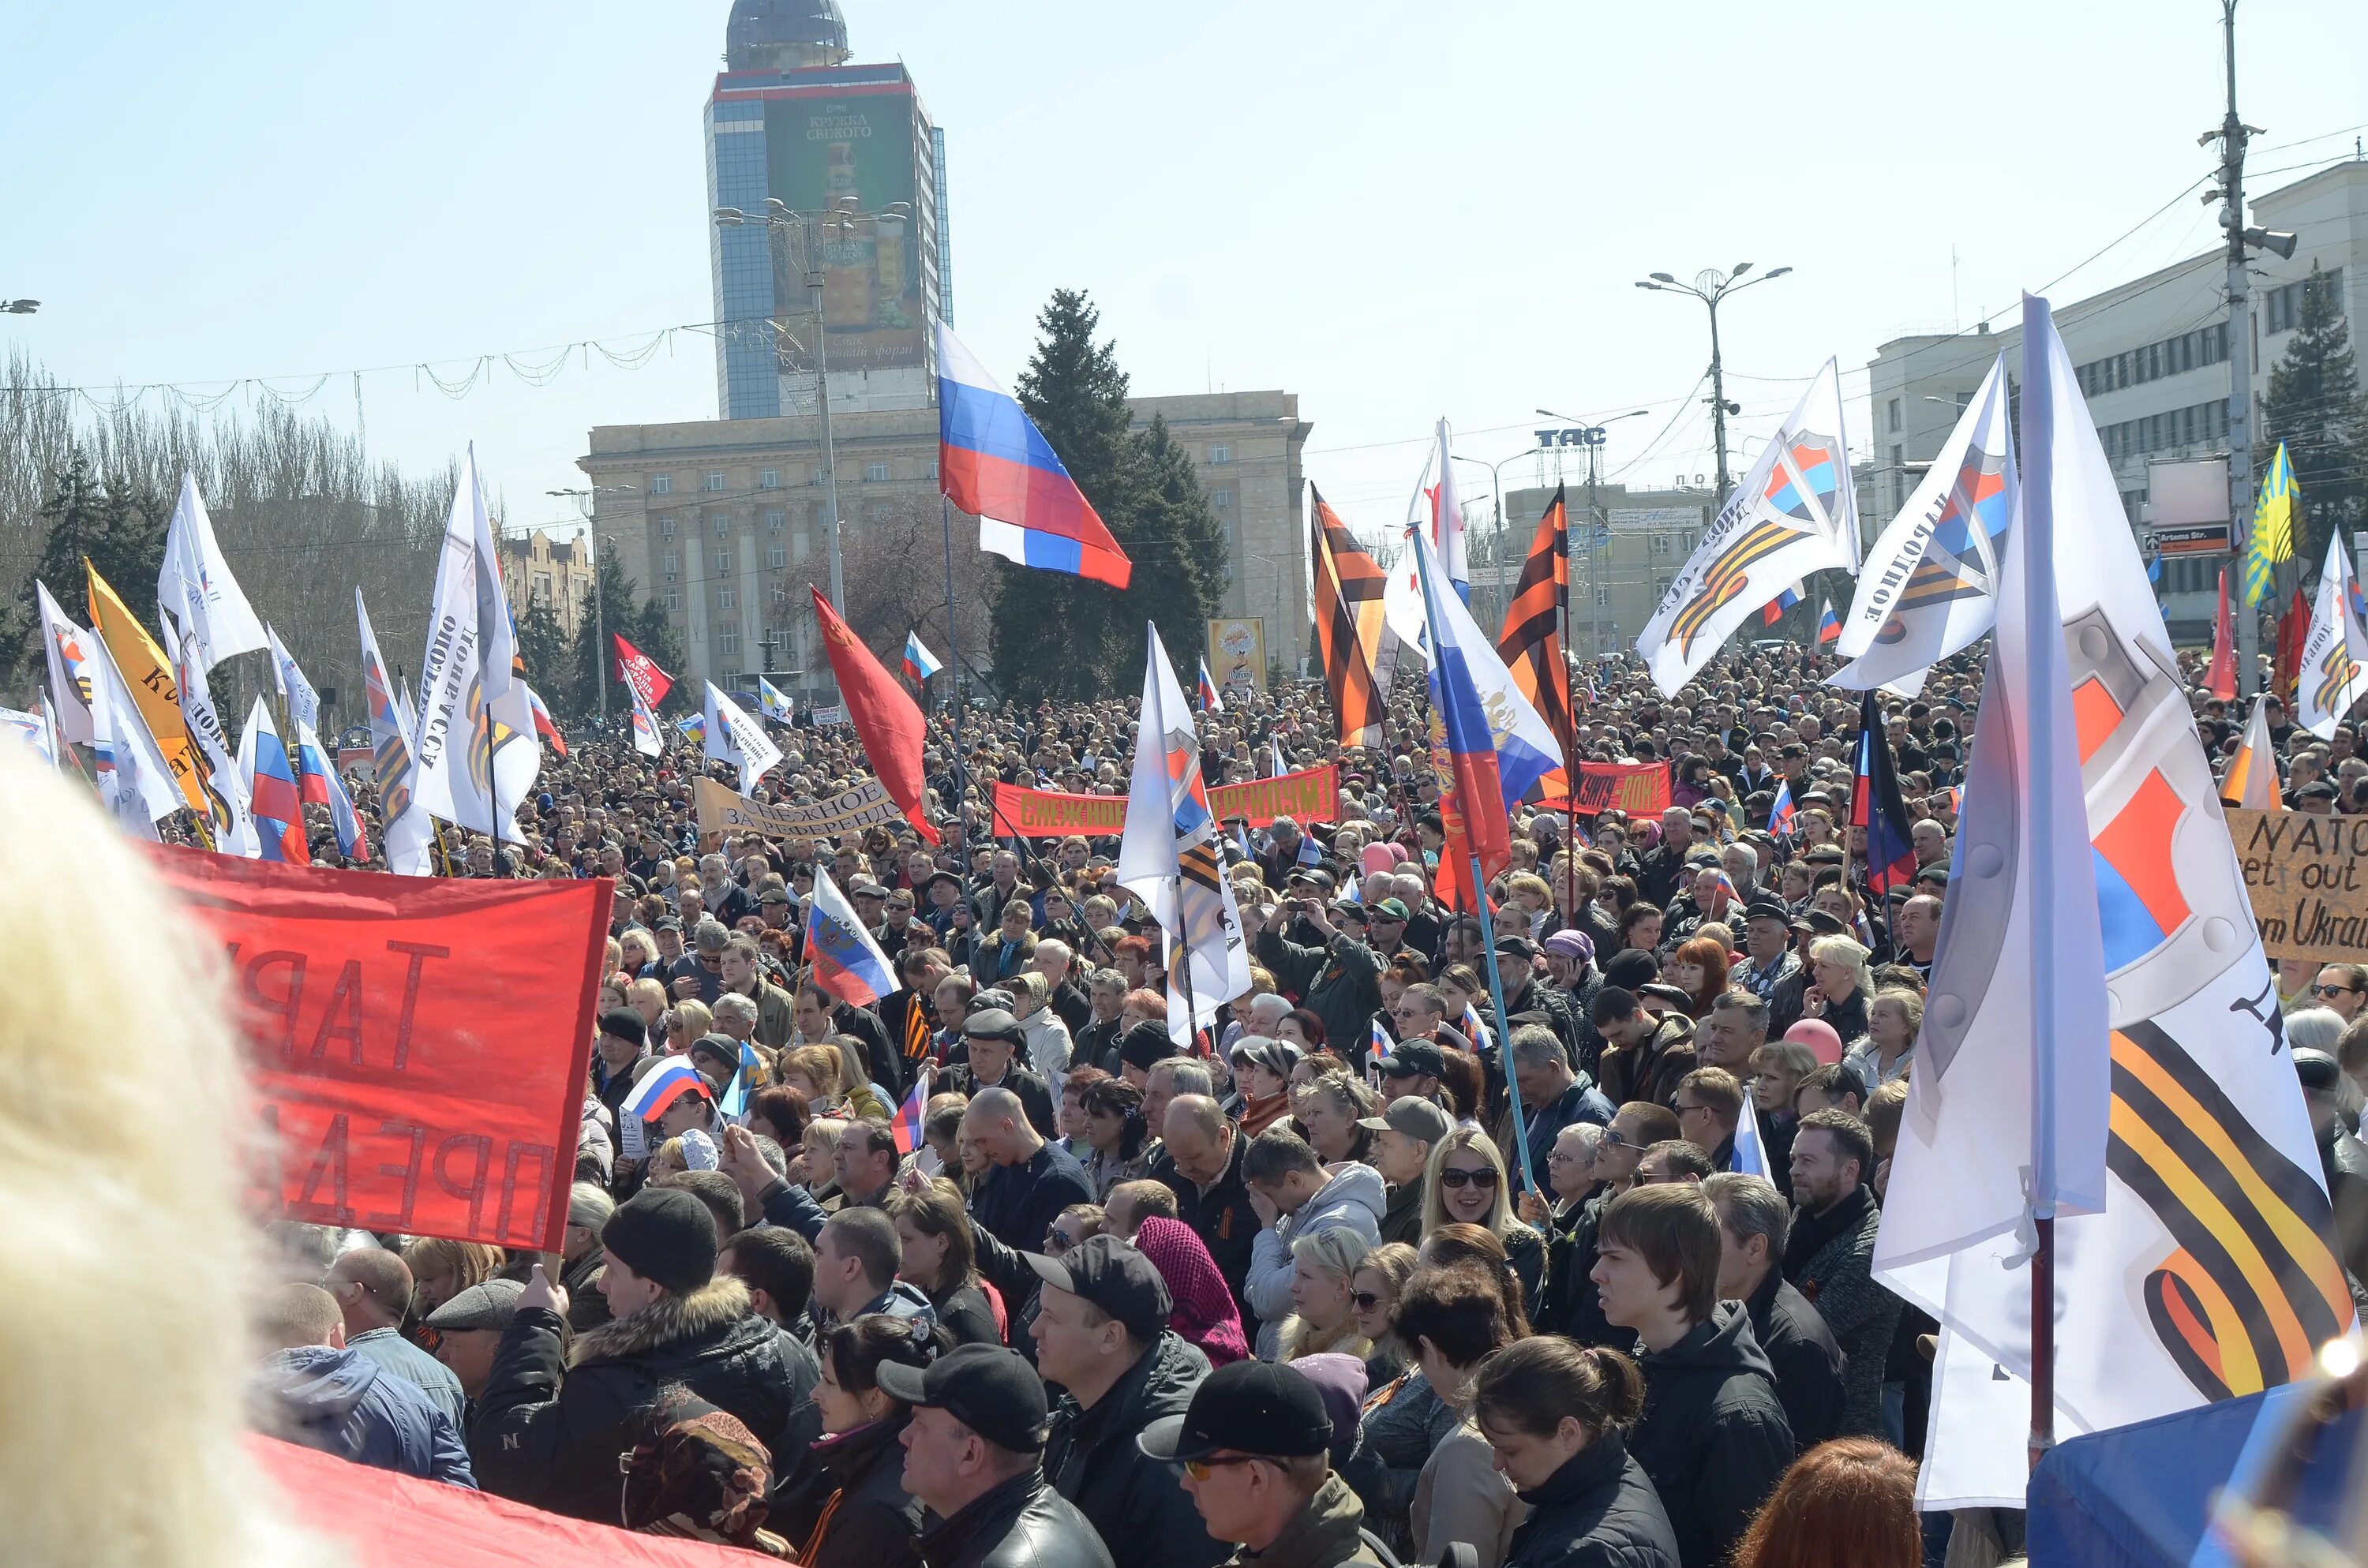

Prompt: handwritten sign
[2227,809,2368,965]
[695,776,908,842]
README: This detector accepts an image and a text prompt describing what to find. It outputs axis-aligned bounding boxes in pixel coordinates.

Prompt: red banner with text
[149,851,612,1251]
[991,766,1341,838]
[1541,762,1673,818]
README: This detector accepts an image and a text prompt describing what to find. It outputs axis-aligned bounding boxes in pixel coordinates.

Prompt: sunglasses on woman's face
[1438,1166,1498,1191]
[1350,1289,1383,1311]
[2316,983,2360,998]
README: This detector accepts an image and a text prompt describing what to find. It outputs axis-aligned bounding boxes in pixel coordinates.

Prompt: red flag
[613,633,673,709]
[148,849,612,1250]
[811,588,940,845]
[2276,585,2310,704]
[2205,567,2238,702]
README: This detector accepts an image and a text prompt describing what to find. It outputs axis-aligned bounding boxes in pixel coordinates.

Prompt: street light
[1635,263,1793,501]
[2,300,37,315]
[548,485,636,723]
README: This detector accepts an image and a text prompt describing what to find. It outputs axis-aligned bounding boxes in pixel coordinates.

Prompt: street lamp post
[1635,264,1793,502]
[717,196,914,638]
[1536,409,1651,656]
[547,485,636,723]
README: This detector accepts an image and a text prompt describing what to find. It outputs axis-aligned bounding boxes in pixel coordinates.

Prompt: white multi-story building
[1864,159,2368,638]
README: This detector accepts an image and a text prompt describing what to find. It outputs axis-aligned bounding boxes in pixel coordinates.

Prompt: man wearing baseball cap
[881,1343,1114,1568]
[470,1187,800,1521]
[1028,1236,1224,1568]
[1140,1360,1381,1568]
[1359,1096,1452,1246]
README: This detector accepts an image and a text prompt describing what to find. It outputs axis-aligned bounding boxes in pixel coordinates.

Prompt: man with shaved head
[965,1084,1093,1255]
[324,1248,465,1427]
[1150,1093,1258,1322]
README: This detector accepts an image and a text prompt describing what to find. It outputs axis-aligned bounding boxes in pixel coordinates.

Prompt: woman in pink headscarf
[1131,1216,1250,1368]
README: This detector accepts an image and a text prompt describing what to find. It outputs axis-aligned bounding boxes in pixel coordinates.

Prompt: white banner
[2296,530,2368,739]
[1637,360,1860,696]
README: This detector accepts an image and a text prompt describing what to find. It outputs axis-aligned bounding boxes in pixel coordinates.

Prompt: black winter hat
[1118,1019,1176,1072]
[600,1009,649,1049]
[601,1187,718,1296]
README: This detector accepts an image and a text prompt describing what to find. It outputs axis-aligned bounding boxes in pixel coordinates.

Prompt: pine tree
[994,289,1139,702]
[5,452,169,688]
[2261,261,2368,568]
[1122,413,1227,671]
[565,550,688,720]
[514,597,571,708]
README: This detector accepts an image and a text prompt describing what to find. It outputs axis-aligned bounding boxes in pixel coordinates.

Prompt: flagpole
[941,496,967,840]
[1466,852,1538,1196]
[1554,488,1581,925]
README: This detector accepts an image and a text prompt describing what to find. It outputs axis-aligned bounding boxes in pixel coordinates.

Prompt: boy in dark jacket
[472,1187,798,1521]
[1591,1184,1792,1568]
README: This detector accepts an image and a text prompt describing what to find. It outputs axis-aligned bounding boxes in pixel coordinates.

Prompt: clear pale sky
[6,1,2366,549]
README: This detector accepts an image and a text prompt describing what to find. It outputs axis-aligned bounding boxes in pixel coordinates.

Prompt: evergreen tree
[994,289,1139,702]
[564,550,688,720]
[1122,413,1227,671]
[3,452,169,690]
[2261,261,2368,568]
[515,597,571,709]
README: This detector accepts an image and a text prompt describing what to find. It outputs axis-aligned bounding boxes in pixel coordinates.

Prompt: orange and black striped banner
[1310,485,1390,749]
[2109,1019,2351,1401]
[1498,484,1574,780]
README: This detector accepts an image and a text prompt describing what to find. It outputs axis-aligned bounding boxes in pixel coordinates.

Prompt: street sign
[2152,522,2233,557]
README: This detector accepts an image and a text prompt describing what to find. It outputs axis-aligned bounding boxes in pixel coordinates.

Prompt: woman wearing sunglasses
[1281,1226,1373,1363]
[1419,1128,1544,1319]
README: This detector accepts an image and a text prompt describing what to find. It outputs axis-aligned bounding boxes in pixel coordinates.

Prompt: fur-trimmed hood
[569,1273,753,1368]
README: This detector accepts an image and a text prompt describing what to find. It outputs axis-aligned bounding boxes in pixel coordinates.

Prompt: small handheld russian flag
[1816,600,1842,647]
[903,632,943,685]
[1367,1016,1391,1083]
[1769,777,1798,839]
[620,1057,714,1125]
[1197,657,1223,713]
[1731,1090,1770,1177]
[894,1067,934,1155]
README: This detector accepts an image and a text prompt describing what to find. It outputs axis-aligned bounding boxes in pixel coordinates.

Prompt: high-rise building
[708,0,946,421]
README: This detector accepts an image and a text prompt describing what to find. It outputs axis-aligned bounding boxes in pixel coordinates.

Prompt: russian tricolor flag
[526,684,569,758]
[894,1067,934,1156]
[936,323,1133,588]
[903,631,943,684]
[1197,657,1223,713]
[804,863,900,1008]
[620,1057,714,1125]
[1762,580,1804,627]
[294,716,365,859]
[1816,600,1842,647]
[241,697,308,865]
[1769,777,1798,838]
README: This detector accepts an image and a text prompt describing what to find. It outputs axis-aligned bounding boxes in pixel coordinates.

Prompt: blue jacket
[252,1345,475,1488]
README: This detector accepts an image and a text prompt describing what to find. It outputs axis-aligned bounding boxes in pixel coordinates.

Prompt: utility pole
[1707,297,1736,502]
[1636,266,1790,507]
[2217,0,2260,700]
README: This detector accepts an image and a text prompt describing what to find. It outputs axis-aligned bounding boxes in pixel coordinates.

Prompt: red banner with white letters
[148,850,612,1250]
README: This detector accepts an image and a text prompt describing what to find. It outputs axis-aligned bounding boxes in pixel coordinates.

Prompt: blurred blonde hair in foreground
[0,746,336,1568]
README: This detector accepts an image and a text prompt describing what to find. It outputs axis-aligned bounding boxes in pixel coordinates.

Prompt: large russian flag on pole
[804,862,900,1008]
[935,323,1133,589]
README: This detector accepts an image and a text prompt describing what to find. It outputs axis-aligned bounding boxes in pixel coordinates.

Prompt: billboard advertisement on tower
[764,87,928,375]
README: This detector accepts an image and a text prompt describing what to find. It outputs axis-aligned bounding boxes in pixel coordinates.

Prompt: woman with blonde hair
[626,976,669,1033]
[0,744,349,1567]
[1799,934,1874,1049]
[1420,1127,1544,1315]
[665,999,714,1055]
[1847,986,1922,1091]
[1350,1241,1420,1387]
[401,1237,507,1319]
[1282,1226,1374,1362]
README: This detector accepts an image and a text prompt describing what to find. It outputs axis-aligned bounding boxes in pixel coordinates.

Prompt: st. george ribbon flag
[169,618,259,859]
[1116,623,1253,1049]
[936,321,1132,587]
[1636,361,1859,696]
[627,672,663,759]
[2295,528,2368,739]
[1877,294,2351,1509]
[359,589,433,875]
[156,470,268,672]
[35,579,96,747]
[1830,354,2016,698]
[703,682,782,795]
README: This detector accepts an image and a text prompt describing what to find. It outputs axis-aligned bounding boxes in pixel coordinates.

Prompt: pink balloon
[1784,1019,1845,1066]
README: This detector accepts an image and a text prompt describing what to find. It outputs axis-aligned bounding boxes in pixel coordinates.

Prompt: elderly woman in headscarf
[1006,971,1074,1086]
[1131,1215,1249,1367]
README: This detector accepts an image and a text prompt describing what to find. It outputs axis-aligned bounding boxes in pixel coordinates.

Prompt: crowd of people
[208,638,2368,1568]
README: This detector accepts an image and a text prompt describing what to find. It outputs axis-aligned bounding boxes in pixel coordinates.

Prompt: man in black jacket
[880,1343,1116,1568]
[1783,1110,1901,1439]
[1029,1236,1224,1568]
[1149,1095,1259,1327]
[965,1086,1093,1255]
[1592,1183,1792,1568]
[794,983,905,1099]
[946,1009,1058,1137]
[471,1188,798,1521]
[1704,1172,1844,1454]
